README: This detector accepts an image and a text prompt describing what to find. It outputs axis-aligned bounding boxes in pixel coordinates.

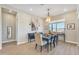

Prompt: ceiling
[6,4,77,18]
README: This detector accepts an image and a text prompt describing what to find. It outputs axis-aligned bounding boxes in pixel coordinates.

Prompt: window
[52,23,57,32]
[56,22,65,32]
[49,20,65,32]
[49,24,52,30]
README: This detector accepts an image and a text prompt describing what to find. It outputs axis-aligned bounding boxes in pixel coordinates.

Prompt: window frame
[49,19,65,32]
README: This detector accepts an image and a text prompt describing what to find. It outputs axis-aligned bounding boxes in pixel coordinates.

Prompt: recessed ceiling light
[30,8,32,11]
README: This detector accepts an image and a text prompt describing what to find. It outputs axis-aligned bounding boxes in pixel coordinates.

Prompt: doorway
[2,8,17,47]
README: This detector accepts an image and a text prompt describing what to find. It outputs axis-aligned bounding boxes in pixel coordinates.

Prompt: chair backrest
[35,32,43,45]
[28,33,35,39]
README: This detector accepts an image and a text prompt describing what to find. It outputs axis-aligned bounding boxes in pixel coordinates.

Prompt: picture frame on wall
[67,23,75,30]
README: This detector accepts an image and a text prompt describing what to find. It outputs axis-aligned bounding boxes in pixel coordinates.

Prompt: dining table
[42,33,58,51]
[41,32,65,52]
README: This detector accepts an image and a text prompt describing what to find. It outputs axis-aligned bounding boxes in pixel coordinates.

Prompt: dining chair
[35,32,48,52]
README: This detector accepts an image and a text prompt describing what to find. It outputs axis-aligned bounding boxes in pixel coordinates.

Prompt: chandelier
[46,9,51,22]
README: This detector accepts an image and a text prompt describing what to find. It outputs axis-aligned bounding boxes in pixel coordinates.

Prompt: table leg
[64,34,65,42]
[56,35,58,45]
[47,43,49,52]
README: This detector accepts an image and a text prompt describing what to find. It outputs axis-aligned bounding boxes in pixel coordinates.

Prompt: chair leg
[47,43,49,52]
[40,46,42,52]
[28,40,29,43]
[56,35,58,45]
[53,40,55,48]
[35,44,37,49]
[30,39,31,42]
[45,45,47,48]
[50,42,52,51]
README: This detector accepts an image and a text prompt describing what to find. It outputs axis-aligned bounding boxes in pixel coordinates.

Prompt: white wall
[37,17,44,32]
[16,11,44,45]
[16,11,31,44]
[65,11,78,44]
[0,7,2,49]
[0,5,44,46]
[77,6,79,45]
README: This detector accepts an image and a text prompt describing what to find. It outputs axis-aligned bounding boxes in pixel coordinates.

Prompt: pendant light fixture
[46,8,51,22]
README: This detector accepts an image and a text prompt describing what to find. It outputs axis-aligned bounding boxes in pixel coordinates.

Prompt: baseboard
[17,41,27,45]
[66,41,78,45]
[0,45,2,50]
[2,40,16,43]
[59,40,64,42]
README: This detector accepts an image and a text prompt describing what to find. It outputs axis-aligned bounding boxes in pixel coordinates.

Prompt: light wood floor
[0,41,79,55]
